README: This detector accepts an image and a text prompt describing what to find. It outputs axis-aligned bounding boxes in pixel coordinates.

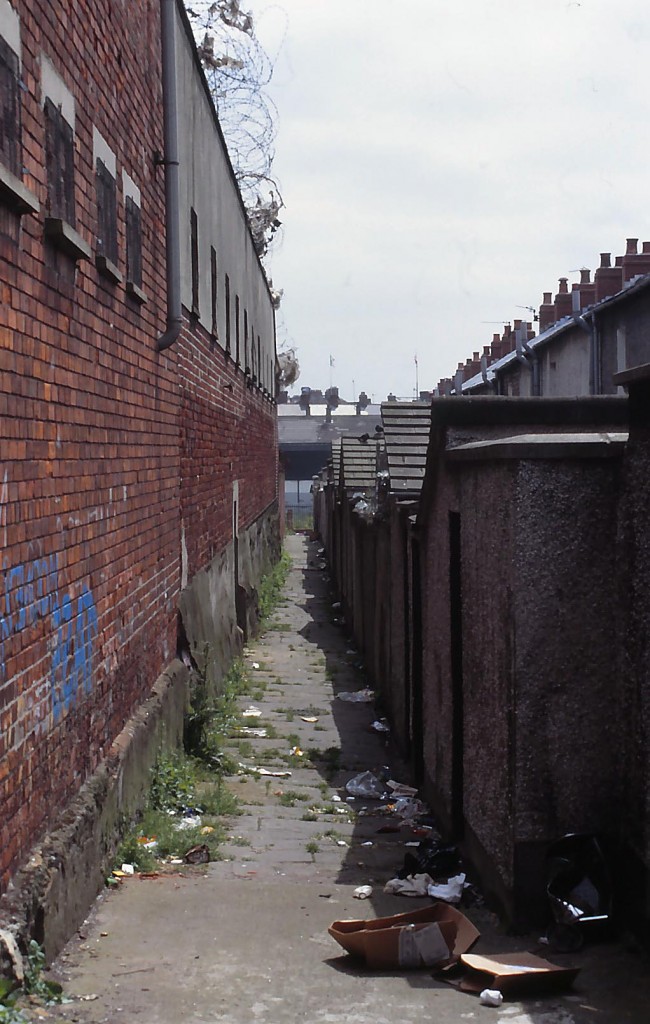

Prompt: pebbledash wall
[0,0,278,953]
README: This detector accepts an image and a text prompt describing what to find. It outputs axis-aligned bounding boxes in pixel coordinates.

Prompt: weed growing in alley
[305,839,319,859]
[278,790,310,807]
[258,550,292,626]
[0,940,64,1023]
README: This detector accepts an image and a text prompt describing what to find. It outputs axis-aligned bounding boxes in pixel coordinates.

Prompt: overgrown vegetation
[258,550,291,626]
[0,941,63,1023]
[116,549,292,872]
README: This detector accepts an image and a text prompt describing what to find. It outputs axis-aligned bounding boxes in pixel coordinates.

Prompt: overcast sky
[252,0,650,402]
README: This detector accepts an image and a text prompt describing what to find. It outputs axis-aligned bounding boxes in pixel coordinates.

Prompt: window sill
[126,280,147,304]
[44,217,92,261]
[96,253,123,284]
[0,164,40,215]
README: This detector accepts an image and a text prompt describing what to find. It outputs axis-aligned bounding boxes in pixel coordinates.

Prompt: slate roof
[340,435,381,491]
[380,401,431,492]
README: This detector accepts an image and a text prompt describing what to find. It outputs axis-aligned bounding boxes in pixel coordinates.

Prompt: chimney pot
[580,268,591,284]
[558,277,568,294]
[626,238,639,255]
[643,242,650,254]
[543,292,552,303]
[615,256,623,267]
[492,333,501,344]
[600,253,611,268]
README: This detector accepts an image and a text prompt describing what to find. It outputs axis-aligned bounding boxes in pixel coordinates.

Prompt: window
[190,207,199,317]
[235,294,240,365]
[95,157,119,281]
[0,35,19,176]
[224,273,231,356]
[210,246,218,338]
[125,197,142,290]
[244,309,249,373]
[0,27,37,217]
[44,97,75,225]
[123,170,144,302]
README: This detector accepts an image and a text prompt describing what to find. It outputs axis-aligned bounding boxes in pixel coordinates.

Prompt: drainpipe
[157,0,182,352]
[574,313,600,395]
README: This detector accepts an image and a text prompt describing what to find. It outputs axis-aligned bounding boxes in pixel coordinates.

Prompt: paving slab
[41,535,650,1023]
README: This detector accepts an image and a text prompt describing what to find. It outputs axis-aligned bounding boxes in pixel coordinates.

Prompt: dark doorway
[410,531,424,784]
[449,511,464,837]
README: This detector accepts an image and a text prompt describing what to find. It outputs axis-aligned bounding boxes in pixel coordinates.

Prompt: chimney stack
[554,277,572,321]
[622,236,650,282]
[594,252,623,301]
[539,291,555,332]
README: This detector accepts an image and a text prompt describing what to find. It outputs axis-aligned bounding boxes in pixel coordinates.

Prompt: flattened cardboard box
[458,952,580,995]
[328,903,480,970]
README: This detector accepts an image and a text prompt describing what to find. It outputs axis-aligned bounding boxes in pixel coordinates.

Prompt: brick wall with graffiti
[1,0,265,896]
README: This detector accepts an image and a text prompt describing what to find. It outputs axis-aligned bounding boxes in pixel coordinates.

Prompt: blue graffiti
[0,555,59,670]
[0,554,98,723]
[51,586,99,722]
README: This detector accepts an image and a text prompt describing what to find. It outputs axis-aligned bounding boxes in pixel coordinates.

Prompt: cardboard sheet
[328,902,480,970]
[458,951,580,995]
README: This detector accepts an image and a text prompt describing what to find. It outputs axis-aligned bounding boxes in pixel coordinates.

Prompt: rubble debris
[384,873,434,898]
[0,929,24,983]
[546,833,611,951]
[398,838,460,880]
[183,844,210,865]
[300,716,318,723]
[253,768,292,778]
[242,706,262,718]
[386,780,417,797]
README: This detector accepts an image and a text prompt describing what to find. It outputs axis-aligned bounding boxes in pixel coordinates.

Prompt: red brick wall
[0,0,177,891]
[178,318,277,578]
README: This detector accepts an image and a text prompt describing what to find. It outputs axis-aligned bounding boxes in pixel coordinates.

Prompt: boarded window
[244,309,249,372]
[0,36,20,176]
[210,245,218,337]
[96,158,117,263]
[225,273,231,355]
[235,294,240,365]
[125,195,142,288]
[190,207,199,316]
[44,97,75,224]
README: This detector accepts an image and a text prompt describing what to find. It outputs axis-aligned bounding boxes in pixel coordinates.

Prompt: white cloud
[258,0,650,399]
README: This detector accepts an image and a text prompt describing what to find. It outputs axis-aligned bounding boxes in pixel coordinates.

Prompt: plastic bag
[345,771,386,799]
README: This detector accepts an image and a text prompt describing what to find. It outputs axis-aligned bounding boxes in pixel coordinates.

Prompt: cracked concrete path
[46,536,650,1024]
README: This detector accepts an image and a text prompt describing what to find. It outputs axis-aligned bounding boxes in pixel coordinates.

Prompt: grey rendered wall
[174,4,276,391]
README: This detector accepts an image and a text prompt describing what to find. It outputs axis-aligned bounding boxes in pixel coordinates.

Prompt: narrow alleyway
[47,536,649,1024]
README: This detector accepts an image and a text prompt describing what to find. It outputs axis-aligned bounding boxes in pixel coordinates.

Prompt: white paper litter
[353,885,373,899]
[479,989,504,1007]
[426,872,467,904]
[242,706,262,718]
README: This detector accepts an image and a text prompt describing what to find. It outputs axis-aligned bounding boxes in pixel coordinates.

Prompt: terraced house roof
[340,435,382,491]
[380,402,431,492]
